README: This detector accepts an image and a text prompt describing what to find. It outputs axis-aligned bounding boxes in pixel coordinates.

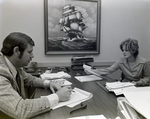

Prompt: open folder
[117,97,143,119]
[117,87,150,119]
[122,87,150,119]
[52,87,93,109]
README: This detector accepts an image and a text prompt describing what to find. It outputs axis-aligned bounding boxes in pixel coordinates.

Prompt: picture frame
[44,0,101,55]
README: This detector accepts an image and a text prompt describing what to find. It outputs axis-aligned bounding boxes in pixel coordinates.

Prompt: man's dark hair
[1,32,35,57]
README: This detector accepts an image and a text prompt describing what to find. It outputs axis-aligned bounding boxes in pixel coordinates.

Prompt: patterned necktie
[16,70,21,93]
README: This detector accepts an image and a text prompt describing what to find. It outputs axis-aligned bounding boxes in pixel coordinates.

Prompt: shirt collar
[121,56,146,64]
[4,56,17,78]
[120,56,146,69]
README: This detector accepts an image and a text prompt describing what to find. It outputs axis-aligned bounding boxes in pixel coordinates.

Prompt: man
[0,32,72,119]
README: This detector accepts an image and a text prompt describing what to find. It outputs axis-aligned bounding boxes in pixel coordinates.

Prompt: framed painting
[44,0,101,55]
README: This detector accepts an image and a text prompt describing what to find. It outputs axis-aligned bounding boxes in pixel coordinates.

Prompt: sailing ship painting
[45,0,100,54]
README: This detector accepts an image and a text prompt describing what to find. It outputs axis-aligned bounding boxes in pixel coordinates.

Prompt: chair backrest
[120,72,124,82]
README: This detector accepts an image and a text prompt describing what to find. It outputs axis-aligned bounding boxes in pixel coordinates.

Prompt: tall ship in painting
[59,4,87,41]
[48,4,96,52]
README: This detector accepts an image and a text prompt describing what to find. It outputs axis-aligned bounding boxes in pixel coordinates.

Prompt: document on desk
[40,71,71,79]
[49,78,72,86]
[113,86,136,96]
[52,87,93,109]
[122,87,150,119]
[105,82,135,95]
[75,75,102,82]
[67,115,107,119]
[106,82,135,90]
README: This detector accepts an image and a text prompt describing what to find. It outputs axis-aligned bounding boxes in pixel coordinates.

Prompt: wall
[0,0,150,65]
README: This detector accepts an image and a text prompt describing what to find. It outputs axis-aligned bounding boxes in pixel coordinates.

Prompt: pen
[70,103,87,114]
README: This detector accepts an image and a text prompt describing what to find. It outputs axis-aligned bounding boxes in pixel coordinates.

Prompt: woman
[92,38,150,86]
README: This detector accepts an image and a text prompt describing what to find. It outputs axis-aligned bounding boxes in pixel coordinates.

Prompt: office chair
[120,72,125,82]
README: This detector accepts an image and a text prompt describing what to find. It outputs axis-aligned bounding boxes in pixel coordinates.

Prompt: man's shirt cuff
[43,80,50,88]
[44,93,59,108]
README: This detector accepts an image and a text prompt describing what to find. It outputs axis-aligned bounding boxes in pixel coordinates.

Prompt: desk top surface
[32,67,118,119]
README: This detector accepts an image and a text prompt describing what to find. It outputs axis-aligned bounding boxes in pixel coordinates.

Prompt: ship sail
[59,4,87,40]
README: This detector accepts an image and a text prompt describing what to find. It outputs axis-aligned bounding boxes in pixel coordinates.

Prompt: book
[71,56,94,63]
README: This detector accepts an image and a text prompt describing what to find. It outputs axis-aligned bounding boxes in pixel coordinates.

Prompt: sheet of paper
[122,86,150,92]
[52,87,93,109]
[75,75,102,82]
[83,64,101,77]
[112,86,136,95]
[67,115,107,119]
[123,87,150,119]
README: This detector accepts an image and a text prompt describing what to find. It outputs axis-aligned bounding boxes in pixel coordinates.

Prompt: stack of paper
[106,82,134,90]
[75,75,102,82]
[40,71,71,80]
[105,82,135,95]
[67,115,107,119]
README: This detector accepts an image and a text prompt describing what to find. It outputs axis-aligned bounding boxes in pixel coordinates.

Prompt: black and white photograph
[0,0,150,119]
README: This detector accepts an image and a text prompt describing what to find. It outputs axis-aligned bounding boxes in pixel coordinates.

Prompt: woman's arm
[92,61,120,76]
[136,61,150,86]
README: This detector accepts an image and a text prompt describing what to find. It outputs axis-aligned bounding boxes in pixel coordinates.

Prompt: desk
[32,67,118,119]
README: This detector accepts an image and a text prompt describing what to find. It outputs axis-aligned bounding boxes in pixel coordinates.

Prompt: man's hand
[49,82,61,93]
[56,86,72,102]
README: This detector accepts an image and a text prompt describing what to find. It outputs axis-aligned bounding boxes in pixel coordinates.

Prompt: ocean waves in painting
[47,37,96,51]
